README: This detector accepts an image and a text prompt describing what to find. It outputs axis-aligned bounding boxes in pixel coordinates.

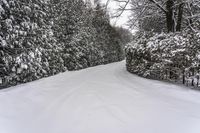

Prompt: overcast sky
[100,0,132,29]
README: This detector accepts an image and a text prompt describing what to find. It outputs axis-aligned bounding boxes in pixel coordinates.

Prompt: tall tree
[114,0,200,32]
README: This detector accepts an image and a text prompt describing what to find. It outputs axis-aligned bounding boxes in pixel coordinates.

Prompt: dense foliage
[0,0,126,88]
[125,31,200,85]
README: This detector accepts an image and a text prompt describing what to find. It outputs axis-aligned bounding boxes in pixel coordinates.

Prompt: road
[0,61,200,133]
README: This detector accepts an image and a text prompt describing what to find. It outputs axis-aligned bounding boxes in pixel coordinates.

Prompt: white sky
[100,0,132,29]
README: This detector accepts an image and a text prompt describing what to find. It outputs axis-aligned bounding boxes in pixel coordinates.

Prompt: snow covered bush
[125,31,200,84]
[0,0,124,88]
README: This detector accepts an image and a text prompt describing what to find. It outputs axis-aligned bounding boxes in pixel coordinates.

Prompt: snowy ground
[0,61,200,133]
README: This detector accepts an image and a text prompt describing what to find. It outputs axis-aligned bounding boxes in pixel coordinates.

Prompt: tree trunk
[176,3,184,31]
[188,3,194,30]
[166,0,176,32]
[192,78,194,86]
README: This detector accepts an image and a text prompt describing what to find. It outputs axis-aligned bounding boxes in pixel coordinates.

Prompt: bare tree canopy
[113,0,200,32]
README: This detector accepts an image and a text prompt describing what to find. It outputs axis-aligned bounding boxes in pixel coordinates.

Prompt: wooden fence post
[182,69,185,84]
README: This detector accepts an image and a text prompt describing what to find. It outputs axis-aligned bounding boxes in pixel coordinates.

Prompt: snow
[21,63,28,69]
[0,5,5,14]
[0,61,200,133]
[0,36,7,47]
[2,0,9,8]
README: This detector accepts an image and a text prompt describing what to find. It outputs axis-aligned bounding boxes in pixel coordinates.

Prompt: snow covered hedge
[125,31,200,85]
[0,0,125,88]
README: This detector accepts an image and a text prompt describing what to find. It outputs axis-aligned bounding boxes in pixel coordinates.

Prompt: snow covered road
[1,61,200,133]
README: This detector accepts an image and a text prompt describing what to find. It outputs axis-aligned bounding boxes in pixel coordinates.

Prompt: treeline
[0,0,130,88]
[126,0,200,87]
[126,31,200,81]
[126,31,200,87]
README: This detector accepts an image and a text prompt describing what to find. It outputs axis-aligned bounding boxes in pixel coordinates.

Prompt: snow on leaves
[125,31,200,83]
[0,0,125,88]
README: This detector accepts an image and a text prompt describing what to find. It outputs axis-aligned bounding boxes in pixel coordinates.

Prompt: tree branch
[112,0,130,18]
[148,0,167,13]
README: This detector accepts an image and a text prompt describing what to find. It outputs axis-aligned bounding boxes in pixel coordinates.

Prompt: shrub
[125,31,200,84]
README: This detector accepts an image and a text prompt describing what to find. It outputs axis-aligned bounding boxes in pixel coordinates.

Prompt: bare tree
[113,0,200,32]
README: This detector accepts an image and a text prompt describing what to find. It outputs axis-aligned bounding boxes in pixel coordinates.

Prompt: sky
[100,0,132,29]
